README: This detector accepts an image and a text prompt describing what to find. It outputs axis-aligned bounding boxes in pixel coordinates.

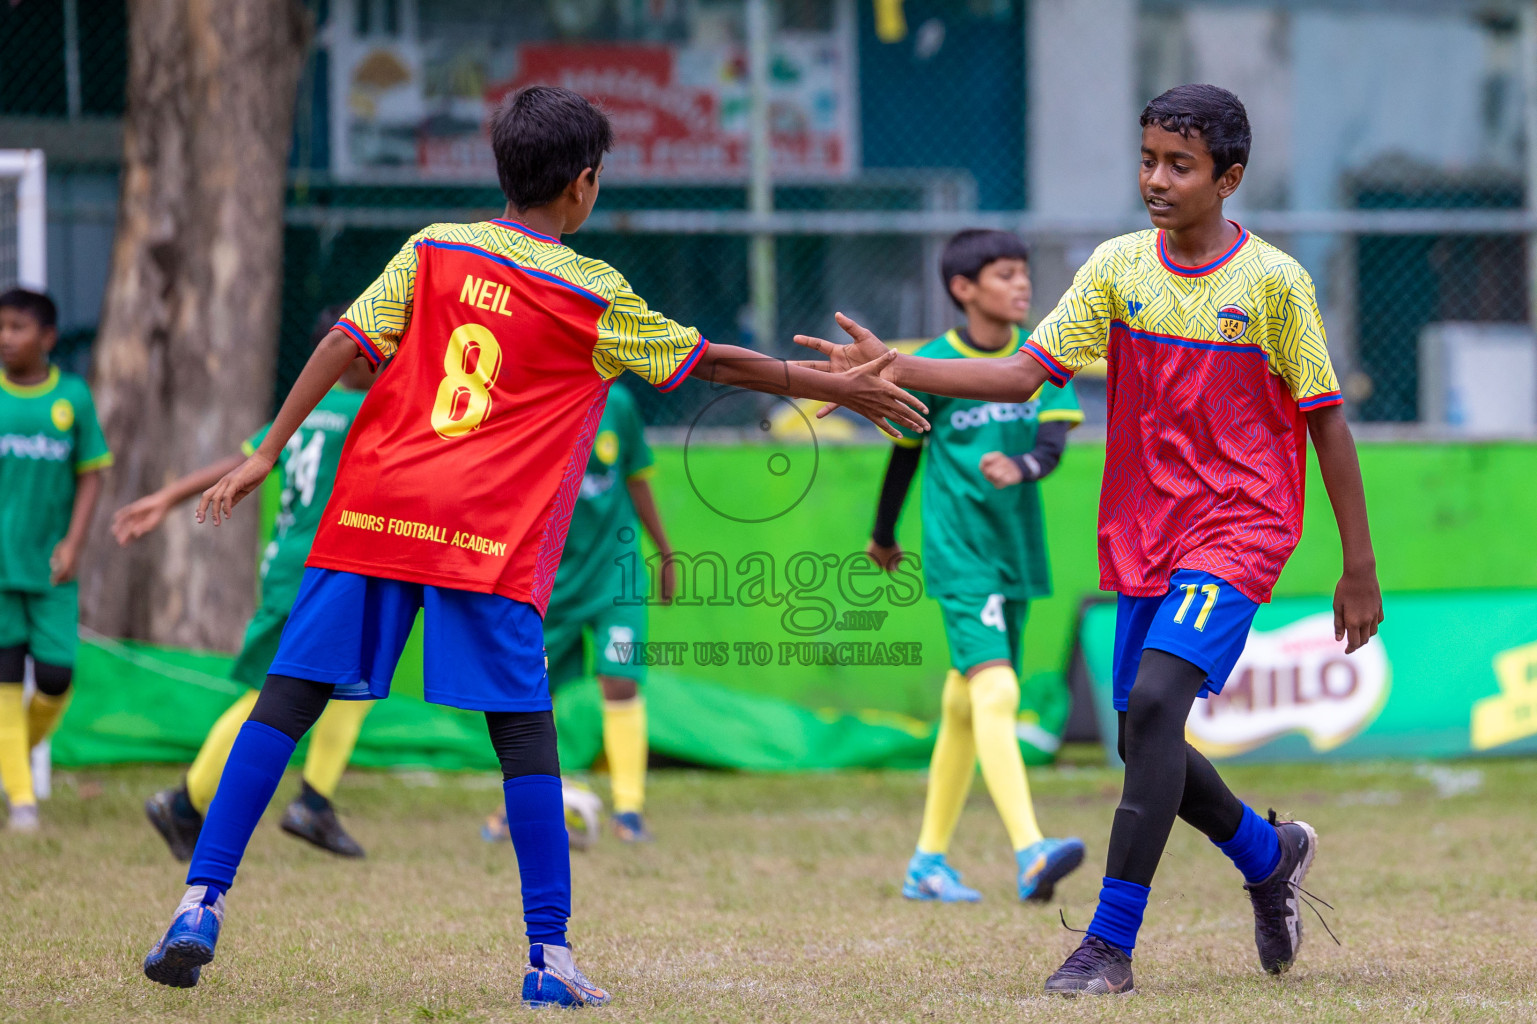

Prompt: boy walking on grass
[0,288,110,833]
[798,84,1382,995]
[867,230,1085,905]
[140,84,927,1008]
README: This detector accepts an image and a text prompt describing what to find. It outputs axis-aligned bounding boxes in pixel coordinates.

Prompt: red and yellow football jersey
[311,219,707,612]
[1025,225,1341,604]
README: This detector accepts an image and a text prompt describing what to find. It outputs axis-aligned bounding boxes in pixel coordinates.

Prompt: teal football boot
[902,850,982,902]
[1017,837,1086,902]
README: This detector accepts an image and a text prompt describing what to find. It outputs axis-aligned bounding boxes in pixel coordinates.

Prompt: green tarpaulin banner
[1079,590,1537,764]
[52,634,942,773]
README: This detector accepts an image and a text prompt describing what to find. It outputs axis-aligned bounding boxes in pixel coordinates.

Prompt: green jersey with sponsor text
[0,367,112,591]
[245,386,366,611]
[895,327,1082,599]
[546,382,653,621]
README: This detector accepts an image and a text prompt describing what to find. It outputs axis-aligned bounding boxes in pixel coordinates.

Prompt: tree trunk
[80,0,310,648]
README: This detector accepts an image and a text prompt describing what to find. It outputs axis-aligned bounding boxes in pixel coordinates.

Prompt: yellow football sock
[302,699,373,799]
[27,689,72,749]
[916,670,976,855]
[969,665,1044,851]
[186,689,259,815]
[0,683,34,807]
[603,696,647,814]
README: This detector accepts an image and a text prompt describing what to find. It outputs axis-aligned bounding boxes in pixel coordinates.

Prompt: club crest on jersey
[594,430,619,466]
[1216,305,1250,341]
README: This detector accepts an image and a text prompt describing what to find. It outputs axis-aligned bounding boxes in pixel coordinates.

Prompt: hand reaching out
[112,494,174,546]
[197,452,276,526]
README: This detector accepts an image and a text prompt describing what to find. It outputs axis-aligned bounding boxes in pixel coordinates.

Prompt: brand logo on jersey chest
[1216,305,1250,341]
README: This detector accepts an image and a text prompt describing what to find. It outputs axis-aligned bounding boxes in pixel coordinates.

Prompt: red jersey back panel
[313,220,706,612]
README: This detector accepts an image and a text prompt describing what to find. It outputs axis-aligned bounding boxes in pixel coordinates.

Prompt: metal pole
[746,0,776,351]
[63,0,82,120]
[1522,0,1537,334]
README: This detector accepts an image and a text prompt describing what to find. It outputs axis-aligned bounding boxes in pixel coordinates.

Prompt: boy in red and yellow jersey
[798,84,1382,996]
[140,85,927,1007]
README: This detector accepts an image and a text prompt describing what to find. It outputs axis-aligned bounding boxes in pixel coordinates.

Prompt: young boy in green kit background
[0,287,111,832]
[867,231,1085,904]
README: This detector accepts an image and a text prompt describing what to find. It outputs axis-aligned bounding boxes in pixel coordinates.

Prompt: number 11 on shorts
[1173,583,1219,631]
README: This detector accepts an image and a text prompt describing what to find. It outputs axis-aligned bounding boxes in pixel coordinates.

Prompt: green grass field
[5,757,1537,1023]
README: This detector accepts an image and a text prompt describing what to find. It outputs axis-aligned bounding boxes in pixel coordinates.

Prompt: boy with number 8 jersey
[867,230,1086,906]
[139,84,928,1008]
[798,84,1382,995]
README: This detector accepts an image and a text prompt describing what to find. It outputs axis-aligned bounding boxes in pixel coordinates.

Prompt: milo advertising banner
[1080,590,1537,763]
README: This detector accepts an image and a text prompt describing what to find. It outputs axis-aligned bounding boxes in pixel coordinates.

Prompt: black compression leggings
[254,676,561,781]
[1105,650,1246,887]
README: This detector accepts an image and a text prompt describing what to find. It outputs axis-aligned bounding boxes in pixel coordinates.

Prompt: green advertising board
[1079,591,1537,764]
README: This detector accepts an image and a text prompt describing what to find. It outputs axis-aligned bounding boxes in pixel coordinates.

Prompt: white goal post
[0,149,51,797]
[0,149,46,292]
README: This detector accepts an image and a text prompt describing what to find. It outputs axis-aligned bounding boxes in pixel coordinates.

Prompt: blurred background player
[484,379,674,846]
[0,288,111,833]
[799,84,1383,997]
[867,231,1085,904]
[139,84,927,1007]
[113,306,378,859]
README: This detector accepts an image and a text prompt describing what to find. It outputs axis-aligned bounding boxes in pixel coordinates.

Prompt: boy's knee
[0,646,24,682]
[968,666,1019,719]
[32,662,72,697]
[598,675,638,703]
[939,669,971,722]
[486,710,560,780]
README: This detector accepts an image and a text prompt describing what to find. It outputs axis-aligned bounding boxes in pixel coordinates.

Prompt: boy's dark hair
[1140,84,1251,178]
[312,304,349,351]
[940,230,1030,310]
[0,288,57,331]
[488,85,614,210]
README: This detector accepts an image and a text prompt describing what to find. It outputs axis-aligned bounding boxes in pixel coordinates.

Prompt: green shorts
[228,602,290,688]
[543,598,647,691]
[0,583,80,668]
[936,593,1029,676]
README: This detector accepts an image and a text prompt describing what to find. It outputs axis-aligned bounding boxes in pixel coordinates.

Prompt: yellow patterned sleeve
[1022,241,1117,386]
[1267,266,1342,411]
[591,272,707,391]
[337,230,425,366]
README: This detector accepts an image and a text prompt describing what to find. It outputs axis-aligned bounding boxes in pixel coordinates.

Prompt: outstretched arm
[197,329,358,524]
[626,476,677,605]
[1307,405,1382,653]
[693,343,928,438]
[112,455,244,545]
[796,313,1052,404]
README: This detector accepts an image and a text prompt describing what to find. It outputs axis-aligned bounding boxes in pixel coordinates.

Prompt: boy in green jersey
[0,288,111,832]
[867,231,1085,902]
[484,381,674,844]
[113,308,378,859]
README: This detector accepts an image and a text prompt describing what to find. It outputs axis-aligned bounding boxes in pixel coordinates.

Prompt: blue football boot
[611,811,653,844]
[143,885,224,988]
[902,851,982,902]
[1017,837,1086,902]
[522,943,611,1008]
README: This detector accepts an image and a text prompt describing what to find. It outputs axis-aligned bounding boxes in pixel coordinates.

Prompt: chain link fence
[6,0,1537,433]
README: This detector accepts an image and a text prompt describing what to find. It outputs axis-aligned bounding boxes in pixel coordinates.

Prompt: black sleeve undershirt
[1010,420,1071,482]
[870,443,921,547]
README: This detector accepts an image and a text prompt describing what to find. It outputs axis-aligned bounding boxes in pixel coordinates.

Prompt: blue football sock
[1087,876,1150,955]
[186,722,295,892]
[1214,804,1282,884]
[503,775,570,948]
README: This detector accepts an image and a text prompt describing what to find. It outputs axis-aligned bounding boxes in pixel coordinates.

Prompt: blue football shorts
[1111,569,1259,712]
[268,567,550,712]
